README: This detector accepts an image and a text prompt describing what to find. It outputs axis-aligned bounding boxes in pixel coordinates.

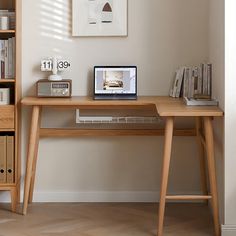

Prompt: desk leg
[195,117,208,201]
[158,117,174,236]
[28,108,41,203]
[203,117,220,236]
[10,187,17,213]
[23,106,41,215]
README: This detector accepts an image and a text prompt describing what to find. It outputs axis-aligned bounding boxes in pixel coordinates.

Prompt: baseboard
[0,190,205,203]
[222,225,236,236]
[30,191,161,203]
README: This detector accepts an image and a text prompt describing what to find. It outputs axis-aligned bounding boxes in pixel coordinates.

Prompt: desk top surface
[21,96,224,117]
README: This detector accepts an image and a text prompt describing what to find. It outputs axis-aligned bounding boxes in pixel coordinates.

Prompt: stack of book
[0,38,15,79]
[170,63,218,106]
[0,10,15,30]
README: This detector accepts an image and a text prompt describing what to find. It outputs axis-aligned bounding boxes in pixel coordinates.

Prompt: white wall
[210,0,236,235]
[209,0,225,223]
[222,0,236,235]
[1,0,211,202]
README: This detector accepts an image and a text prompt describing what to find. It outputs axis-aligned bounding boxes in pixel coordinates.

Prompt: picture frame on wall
[72,0,128,37]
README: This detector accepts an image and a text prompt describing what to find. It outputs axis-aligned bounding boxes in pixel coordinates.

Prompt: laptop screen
[94,66,137,95]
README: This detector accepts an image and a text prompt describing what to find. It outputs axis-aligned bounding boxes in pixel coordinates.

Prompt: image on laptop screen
[94,66,137,97]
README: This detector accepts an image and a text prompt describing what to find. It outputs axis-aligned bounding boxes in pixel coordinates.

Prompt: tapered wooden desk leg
[195,117,208,200]
[203,117,220,236]
[10,188,17,213]
[29,108,41,203]
[158,117,174,236]
[23,106,41,215]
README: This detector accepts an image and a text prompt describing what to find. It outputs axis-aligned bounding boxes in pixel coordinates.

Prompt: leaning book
[184,97,219,106]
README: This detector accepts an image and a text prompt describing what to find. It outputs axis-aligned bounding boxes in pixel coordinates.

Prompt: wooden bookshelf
[0,0,21,213]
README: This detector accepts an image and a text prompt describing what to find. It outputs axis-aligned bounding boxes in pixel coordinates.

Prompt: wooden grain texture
[0,30,15,33]
[195,117,208,202]
[0,203,214,236]
[15,0,22,204]
[10,187,17,213]
[21,96,223,235]
[21,96,224,117]
[0,0,15,9]
[158,117,174,236]
[0,79,15,83]
[166,195,212,200]
[23,106,40,215]
[204,117,220,236]
[0,106,15,129]
[0,0,22,211]
[39,128,196,137]
[29,108,41,203]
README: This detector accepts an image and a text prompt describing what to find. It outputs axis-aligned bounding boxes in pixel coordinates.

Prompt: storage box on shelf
[0,0,21,213]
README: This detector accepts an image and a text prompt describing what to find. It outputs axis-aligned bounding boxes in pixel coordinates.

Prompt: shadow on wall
[37,0,93,96]
[39,0,73,54]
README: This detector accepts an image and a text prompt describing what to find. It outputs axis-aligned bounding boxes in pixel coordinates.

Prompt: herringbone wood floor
[0,203,214,236]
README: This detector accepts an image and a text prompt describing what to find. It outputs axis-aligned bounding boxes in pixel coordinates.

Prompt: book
[169,70,179,97]
[202,63,208,95]
[197,65,203,94]
[0,40,5,79]
[175,67,185,98]
[184,97,218,106]
[0,38,15,79]
[207,63,212,96]
[0,136,7,183]
[171,63,213,99]
[4,40,8,78]
[12,37,15,78]
[6,136,14,183]
[8,37,13,78]
[188,68,194,98]
[183,67,190,98]
[169,73,176,97]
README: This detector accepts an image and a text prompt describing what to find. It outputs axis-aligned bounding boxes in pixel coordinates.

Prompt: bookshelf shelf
[0,79,15,83]
[0,104,14,108]
[0,0,21,213]
[0,30,15,34]
[0,128,15,132]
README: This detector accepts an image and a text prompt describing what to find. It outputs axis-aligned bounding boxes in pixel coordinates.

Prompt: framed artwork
[72,0,128,37]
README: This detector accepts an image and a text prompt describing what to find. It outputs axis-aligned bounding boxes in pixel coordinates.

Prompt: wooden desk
[21,96,223,236]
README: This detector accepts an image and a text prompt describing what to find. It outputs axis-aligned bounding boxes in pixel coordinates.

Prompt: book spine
[197,65,203,94]
[207,63,212,97]
[169,70,178,98]
[172,70,179,98]
[12,37,15,78]
[203,63,208,95]
[0,136,7,183]
[188,68,194,98]
[0,40,2,79]
[183,67,189,98]
[6,136,14,183]
[8,38,13,79]
[0,40,4,79]
[4,40,8,79]
[175,67,185,98]
[193,67,198,96]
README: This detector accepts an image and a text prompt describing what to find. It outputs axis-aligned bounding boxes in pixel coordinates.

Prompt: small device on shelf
[36,79,72,98]
[37,56,72,97]
[40,56,71,81]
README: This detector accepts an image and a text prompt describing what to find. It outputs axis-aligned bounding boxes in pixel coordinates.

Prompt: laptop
[94,66,137,100]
